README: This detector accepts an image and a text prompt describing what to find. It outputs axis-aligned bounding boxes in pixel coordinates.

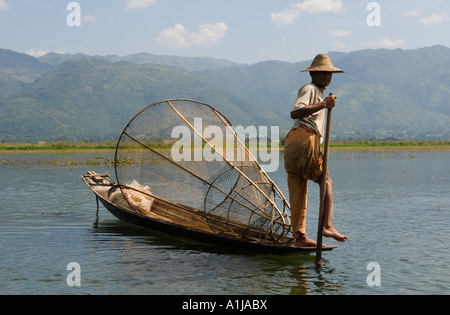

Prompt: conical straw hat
[301,54,344,73]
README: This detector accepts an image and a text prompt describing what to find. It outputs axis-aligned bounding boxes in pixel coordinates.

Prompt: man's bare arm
[290,95,337,119]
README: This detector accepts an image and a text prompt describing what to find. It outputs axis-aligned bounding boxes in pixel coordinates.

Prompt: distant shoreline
[328,140,450,151]
[1,140,449,153]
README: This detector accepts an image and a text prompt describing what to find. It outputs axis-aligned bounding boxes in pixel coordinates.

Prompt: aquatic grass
[0,141,117,151]
[1,140,449,153]
[0,155,135,167]
[329,140,450,150]
[278,138,450,149]
[0,140,175,152]
[330,140,450,148]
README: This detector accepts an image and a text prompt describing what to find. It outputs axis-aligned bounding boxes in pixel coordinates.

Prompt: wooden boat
[82,100,338,254]
[82,171,337,253]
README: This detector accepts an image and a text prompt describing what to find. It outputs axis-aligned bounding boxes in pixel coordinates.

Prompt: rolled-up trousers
[284,125,323,238]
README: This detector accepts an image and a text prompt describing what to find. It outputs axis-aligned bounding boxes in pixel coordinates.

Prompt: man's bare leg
[321,175,348,242]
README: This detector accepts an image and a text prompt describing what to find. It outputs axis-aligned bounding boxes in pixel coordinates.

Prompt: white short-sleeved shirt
[291,83,325,140]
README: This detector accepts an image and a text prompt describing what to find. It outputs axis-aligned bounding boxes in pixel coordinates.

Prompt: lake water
[1,149,449,295]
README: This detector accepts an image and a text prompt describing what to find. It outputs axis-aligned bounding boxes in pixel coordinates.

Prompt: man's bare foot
[322,227,348,242]
[294,234,325,248]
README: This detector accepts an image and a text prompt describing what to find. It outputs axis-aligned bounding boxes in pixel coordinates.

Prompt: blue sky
[1,0,449,64]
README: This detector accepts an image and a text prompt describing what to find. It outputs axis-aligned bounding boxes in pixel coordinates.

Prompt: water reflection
[1,150,449,295]
[88,207,344,295]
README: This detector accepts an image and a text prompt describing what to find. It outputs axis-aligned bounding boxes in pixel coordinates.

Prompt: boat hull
[82,172,337,254]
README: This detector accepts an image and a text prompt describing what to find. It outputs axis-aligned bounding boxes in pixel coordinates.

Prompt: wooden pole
[315,94,333,271]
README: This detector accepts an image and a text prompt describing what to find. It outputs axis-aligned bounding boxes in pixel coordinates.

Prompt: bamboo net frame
[114,99,292,241]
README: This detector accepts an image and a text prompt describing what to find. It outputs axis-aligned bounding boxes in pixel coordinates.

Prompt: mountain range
[0,45,449,142]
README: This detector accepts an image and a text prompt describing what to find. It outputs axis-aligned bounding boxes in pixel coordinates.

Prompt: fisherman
[284,54,348,247]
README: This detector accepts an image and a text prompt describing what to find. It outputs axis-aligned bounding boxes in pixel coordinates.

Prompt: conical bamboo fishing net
[114,99,292,241]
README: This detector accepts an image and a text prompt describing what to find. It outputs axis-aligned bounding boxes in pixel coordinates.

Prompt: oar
[315,93,333,271]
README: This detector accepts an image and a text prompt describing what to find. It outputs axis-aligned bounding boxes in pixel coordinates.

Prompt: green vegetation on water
[1,140,448,168]
[329,140,450,149]
[0,141,117,151]
[1,140,449,152]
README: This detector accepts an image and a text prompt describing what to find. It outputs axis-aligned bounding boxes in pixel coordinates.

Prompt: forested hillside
[0,46,449,142]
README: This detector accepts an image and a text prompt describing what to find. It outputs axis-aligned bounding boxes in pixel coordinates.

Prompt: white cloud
[364,37,405,49]
[26,48,66,58]
[420,13,450,25]
[271,0,344,25]
[124,0,157,10]
[297,0,344,14]
[190,23,229,46]
[270,4,302,25]
[155,23,229,48]
[155,24,191,48]
[330,30,351,38]
[0,0,9,10]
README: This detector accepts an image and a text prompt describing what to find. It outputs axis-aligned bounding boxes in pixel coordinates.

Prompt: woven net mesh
[114,99,292,241]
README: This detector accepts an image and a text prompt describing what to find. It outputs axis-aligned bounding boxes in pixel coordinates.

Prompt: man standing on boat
[284,54,348,247]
